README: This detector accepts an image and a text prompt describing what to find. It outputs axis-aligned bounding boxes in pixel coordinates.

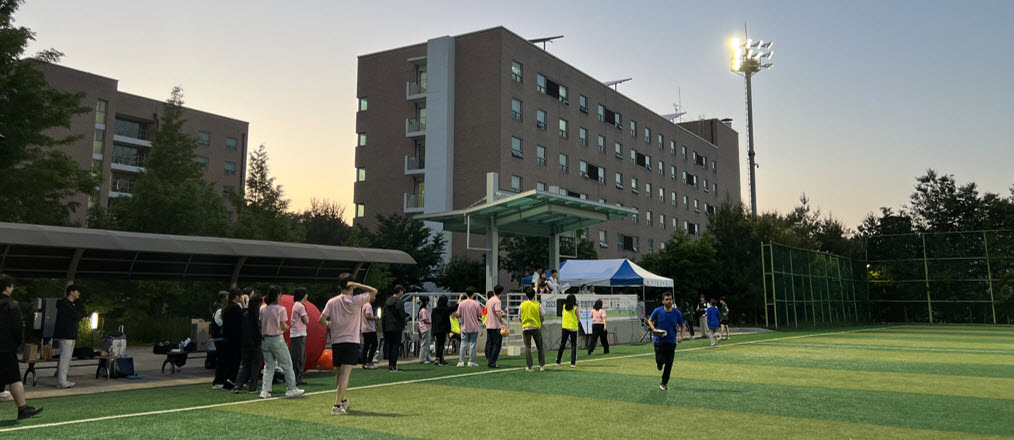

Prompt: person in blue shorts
[648,292,685,391]
[706,298,722,346]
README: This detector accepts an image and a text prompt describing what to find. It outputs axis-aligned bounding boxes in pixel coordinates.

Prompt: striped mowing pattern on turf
[4,326,1012,439]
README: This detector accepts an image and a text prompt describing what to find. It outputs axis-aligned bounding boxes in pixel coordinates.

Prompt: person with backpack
[556,294,580,368]
[233,293,263,393]
[0,275,43,420]
[259,286,304,399]
[430,296,453,366]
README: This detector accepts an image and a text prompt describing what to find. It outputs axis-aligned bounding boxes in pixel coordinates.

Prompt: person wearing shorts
[0,274,43,420]
[319,273,377,416]
[719,297,731,340]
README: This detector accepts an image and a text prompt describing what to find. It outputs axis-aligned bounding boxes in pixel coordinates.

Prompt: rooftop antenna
[660,88,686,123]
[603,78,632,91]
[529,35,564,50]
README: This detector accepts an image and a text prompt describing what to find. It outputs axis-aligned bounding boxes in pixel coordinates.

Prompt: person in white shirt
[547,270,561,295]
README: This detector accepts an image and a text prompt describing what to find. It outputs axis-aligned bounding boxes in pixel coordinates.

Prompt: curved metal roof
[0,222,414,283]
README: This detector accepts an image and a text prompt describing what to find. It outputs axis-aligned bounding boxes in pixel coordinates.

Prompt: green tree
[230,145,304,242]
[435,257,485,292]
[369,213,446,290]
[0,0,97,225]
[297,198,358,245]
[639,230,719,303]
[111,87,229,236]
[499,232,597,285]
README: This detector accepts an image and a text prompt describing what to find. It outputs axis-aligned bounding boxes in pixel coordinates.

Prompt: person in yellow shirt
[556,294,580,368]
[519,287,546,372]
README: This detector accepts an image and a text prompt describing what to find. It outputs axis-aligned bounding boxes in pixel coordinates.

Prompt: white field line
[0,326,889,433]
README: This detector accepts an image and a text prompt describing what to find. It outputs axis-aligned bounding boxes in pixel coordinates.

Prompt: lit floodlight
[90,312,99,330]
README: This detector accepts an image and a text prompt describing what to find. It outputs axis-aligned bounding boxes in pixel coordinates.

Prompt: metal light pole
[730,37,773,217]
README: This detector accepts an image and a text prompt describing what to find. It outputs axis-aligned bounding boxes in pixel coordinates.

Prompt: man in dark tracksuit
[0,274,43,420]
[54,285,85,389]
[382,285,408,372]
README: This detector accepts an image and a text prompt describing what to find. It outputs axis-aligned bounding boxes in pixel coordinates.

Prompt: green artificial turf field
[2,325,1012,439]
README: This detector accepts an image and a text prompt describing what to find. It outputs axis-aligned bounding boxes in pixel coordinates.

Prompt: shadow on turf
[350,410,411,418]
[664,386,744,394]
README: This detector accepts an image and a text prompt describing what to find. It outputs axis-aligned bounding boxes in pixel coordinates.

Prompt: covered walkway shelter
[416,173,635,292]
[0,222,415,285]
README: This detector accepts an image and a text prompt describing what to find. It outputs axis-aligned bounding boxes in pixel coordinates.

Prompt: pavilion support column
[548,234,560,274]
[485,217,499,294]
[65,248,84,287]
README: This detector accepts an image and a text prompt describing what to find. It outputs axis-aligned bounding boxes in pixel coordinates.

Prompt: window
[511,99,523,120]
[198,131,210,145]
[559,118,568,139]
[599,230,608,248]
[110,172,137,194]
[511,175,522,192]
[670,140,676,155]
[615,172,623,189]
[617,234,639,252]
[537,182,546,191]
[598,135,606,153]
[579,127,588,146]
[358,133,367,147]
[112,145,144,167]
[671,191,677,206]
[536,145,547,165]
[647,210,653,226]
[196,156,208,169]
[631,177,639,194]
[658,134,664,149]
[660,242,666,251]
[713,161,718,172]
[660,214,666,230]
[683,195,689,208]
[559,153,568,173]
[537,74,546,93]
[687,222,700,237]
[615,142,622,158]
[358,97,368,112]
[558,84,568,104]
[223,185,234,197]
[632,210,639,223]
[512,61,523,82]
[630,120,636,137]
[224,161,237,175]
[682,145,687,159]
[704,178,709,192]
[114,118,150,140]
[713,182,718,193]
[579,95,588,113]
[658,187,664,201]
[694,151,707,167]
[225,137,238,151]
[580,161,605,183]
[705,203,716,216]
[694,199,700,212]
[658,160,664,176]
[671,165,677,180]
[92,127,105,154]
[511,137,523,158]
[673,218,679,230]
[95,99,108,125]
[355,203,365,218]
[644,127,650,143]
[648,239,654,253]
[645,183,652,198]
[597,105,605,122]
[536,109,546,129]
[356,168,366,182]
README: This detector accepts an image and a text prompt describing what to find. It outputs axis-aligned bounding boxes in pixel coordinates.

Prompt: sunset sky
[19,0,1014,229]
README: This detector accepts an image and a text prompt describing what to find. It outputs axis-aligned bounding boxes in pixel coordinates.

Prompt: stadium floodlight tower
[730,36,773,217]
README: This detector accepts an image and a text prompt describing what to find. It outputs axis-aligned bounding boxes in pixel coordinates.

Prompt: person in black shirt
[0,274,43,420]
[54,285,85,389]
[218,288,243,390]
[430,295,454,366]
[696,294,710,341]
[233,293,262,393]
[381,285,408,372]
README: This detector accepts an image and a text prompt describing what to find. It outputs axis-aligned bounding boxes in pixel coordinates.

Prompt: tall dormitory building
[354,27,740,263]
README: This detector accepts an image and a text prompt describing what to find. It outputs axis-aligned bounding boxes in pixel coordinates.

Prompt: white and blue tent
[523,258,673,290]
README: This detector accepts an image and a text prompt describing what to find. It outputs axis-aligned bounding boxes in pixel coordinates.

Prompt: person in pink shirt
[289,288,311,385]
[318,274,377,416]
[484,285,506,368]
[587,299,610,355]
[259,286,304,399]
[417,297,433,364]
[360,302,379,369]
[453,288,483,367]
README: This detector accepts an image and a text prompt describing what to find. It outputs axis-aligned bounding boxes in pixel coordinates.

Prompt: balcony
[406,118,426,138]
[406,81,427,101]
[405,155,425,175]
[404,193,424,213]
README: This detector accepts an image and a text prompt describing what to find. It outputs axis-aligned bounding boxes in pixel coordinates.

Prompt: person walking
[289,288,311,385]
[259,286,304,399]
[683,301,696,339]
[648,292,686,391]
[556,294,580,368]
[219,288,243,390]
[455,288,482,367]
[696,294,710,341]
[233,293,262,394]
[587,299,609,355]
[719,297,731,340]
[360,301,380,369]
[382,285,408,372]
[417,297,433,364]
[484,285,505,368]
[520,287,546,372]
[319,274,378,416]
[53,285,85,389]
[430,296,453,366]
[707,299,722,347]
[0,275,43,420]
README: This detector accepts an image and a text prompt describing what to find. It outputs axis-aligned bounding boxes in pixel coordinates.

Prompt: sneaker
[259,391,271,399]
[231,388,243,394]
[556,361,562,366]
[331,405,347,416]
[570,364,576,368]
[211,384,224,390]
[525,367,533,372]
[0,391,12,402]
[488,364,500,369]
[57,381,76,389]
[17,405,43,420]
[539,366,545,372]
[439,361,448,366]
[341,399,349,411]
[467,362,479,367]
[285,389,305,398]
[660,383,668,391]
[366,363,377,370]
[456,362,465,367]
[388,367,403,373]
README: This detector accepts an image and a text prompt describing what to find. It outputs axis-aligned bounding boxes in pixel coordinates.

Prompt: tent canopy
[522,259,673,288]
